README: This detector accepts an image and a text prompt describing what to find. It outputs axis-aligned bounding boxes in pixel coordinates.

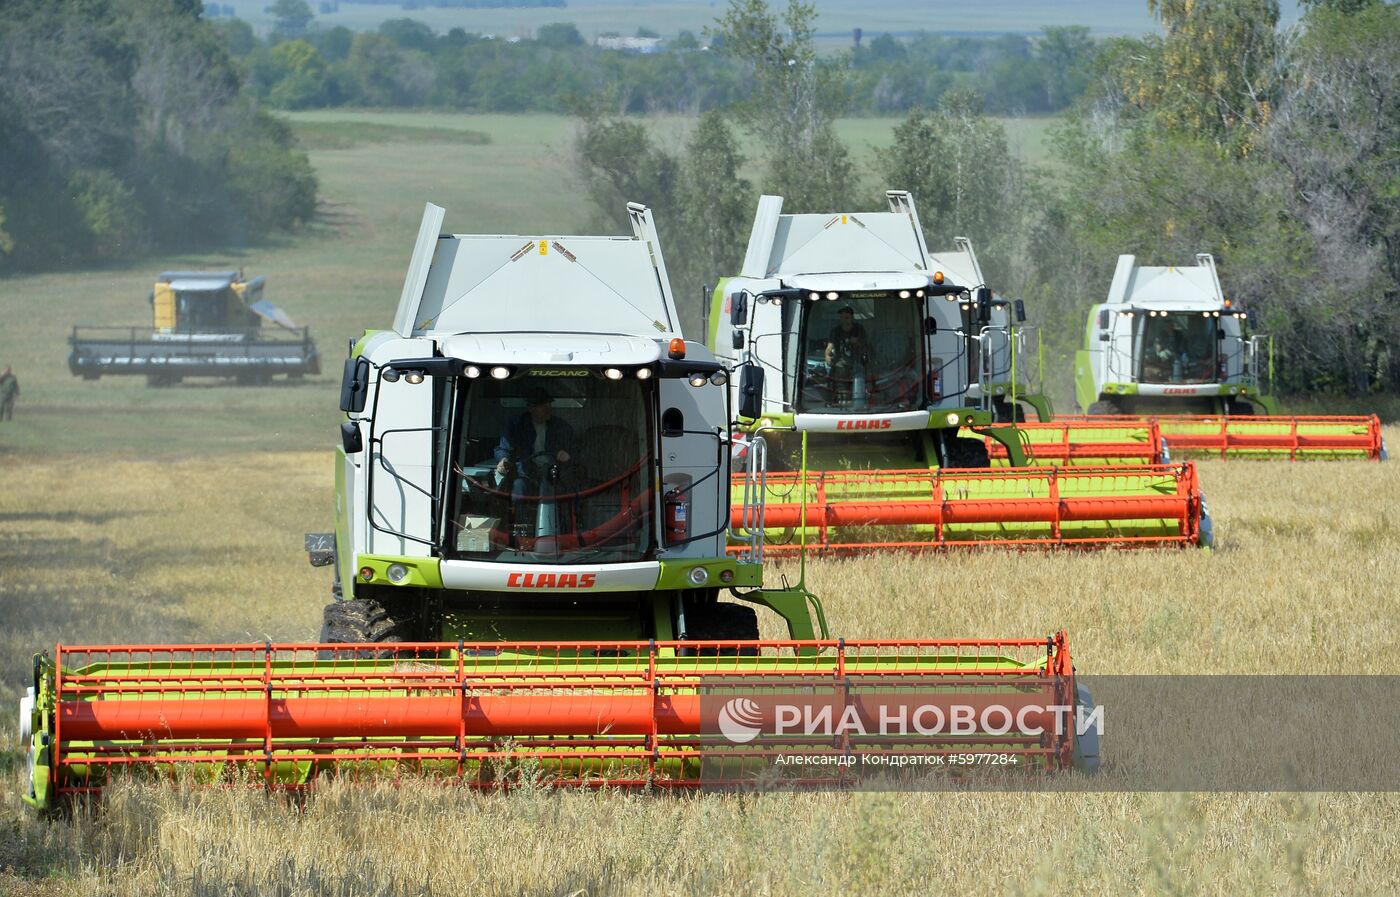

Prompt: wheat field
[2,445,1399,896]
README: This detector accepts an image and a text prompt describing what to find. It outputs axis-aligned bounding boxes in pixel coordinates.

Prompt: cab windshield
[446,373,654,564]
[791,296,922,414]
[1137,312,1218,383]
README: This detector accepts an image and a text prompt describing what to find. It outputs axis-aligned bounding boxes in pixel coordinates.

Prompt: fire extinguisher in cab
[664,487,689,545]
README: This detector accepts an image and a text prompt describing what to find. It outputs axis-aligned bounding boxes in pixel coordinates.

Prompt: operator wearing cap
[824,306,867,405]
[495,387,576,484]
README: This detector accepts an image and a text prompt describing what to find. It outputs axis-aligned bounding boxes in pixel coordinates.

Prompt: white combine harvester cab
[1076,253,1274,415]
[709,190,1030,467]
[318,202,771,643]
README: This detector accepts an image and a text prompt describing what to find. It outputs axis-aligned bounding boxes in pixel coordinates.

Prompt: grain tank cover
[393,203,680,338]
[739,193,932,279]
[1105,254,1224,310]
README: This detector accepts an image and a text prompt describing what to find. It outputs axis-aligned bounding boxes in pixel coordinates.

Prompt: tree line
[0,0,317,273]
[222,7,1099,115]
[576,0,1400,400]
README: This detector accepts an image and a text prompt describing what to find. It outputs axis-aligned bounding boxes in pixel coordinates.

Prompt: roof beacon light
[668,338,686,360]
[933,271,945,285]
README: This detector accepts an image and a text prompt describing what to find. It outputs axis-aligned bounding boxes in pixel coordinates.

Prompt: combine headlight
[719,569,735,584]
[387,563,409,583]
[916,289,925,298]
[636,368,653,380]
[687,566,710,586]
[489,366,511,380]
[359,566,374,581]
[381,368,401,383]
[899,290,911,299]
[688,373,709,388]
[759,417,774,429]
[710,371,728,386]
[825,292,839,301]
[945,412,961,426]
[603,368,624,380]
[464,365,481,379]
[404,371,425,385]
[808,292,820,301]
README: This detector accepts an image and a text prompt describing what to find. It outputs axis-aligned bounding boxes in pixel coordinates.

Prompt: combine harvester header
[19,200,1100,809]
[712,191,1211,553]
[20,635,1092,806]
[1074,253,1386,461]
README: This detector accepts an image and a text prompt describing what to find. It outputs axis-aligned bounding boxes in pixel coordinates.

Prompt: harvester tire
[1225,399,1255,416]
[684,599,760,655]
[319,598,413,655]
[943,436,991,469]
[992,399,1026,423]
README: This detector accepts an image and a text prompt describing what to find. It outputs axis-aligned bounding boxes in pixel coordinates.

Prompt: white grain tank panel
[392,203,446,337]
[410,236,676,337]
[765,213,928,276]
[365,337,438,557]
[1121,266,1220,308]
[657,377,727,559]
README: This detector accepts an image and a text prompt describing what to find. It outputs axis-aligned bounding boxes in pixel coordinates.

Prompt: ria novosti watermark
[716,695,1104,743]
[698,677,1400,791]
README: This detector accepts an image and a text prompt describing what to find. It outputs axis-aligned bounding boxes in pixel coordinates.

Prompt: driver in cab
[494,387,576,492]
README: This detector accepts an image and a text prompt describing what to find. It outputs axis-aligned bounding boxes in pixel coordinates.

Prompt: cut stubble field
[0,112,1397,896]
[2,448,1400,895]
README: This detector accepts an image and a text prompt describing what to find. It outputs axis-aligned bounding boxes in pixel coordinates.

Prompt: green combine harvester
[708,192,1212,554]
[1071,253,1386,461]
[19,202,1099,810]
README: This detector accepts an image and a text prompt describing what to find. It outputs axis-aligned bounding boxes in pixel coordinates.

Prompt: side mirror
[975,287,993,325]
[738,364,765,420]
[1013,299,1026,323]
[1217,328,1227,340]
[729,291,749,327]
[339,357,370,413]
[340,420,363,455]
[732,330,745,350]
[923,317,938,335]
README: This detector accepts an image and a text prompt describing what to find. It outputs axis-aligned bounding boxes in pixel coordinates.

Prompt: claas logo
[836,419,892,430]
[507,572,598,588]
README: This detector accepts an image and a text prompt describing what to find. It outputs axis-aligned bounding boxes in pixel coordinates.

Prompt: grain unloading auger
[1072,253,1387,462]
[18,202,1099,811]
[711,192,1211,553]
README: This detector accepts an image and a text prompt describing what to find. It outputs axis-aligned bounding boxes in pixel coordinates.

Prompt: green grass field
[0,109,1396,896]
[224,0,1172,41]
[0,111,1056,457]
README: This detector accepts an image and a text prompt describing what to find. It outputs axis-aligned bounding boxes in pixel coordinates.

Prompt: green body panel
[708,279,730,350]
